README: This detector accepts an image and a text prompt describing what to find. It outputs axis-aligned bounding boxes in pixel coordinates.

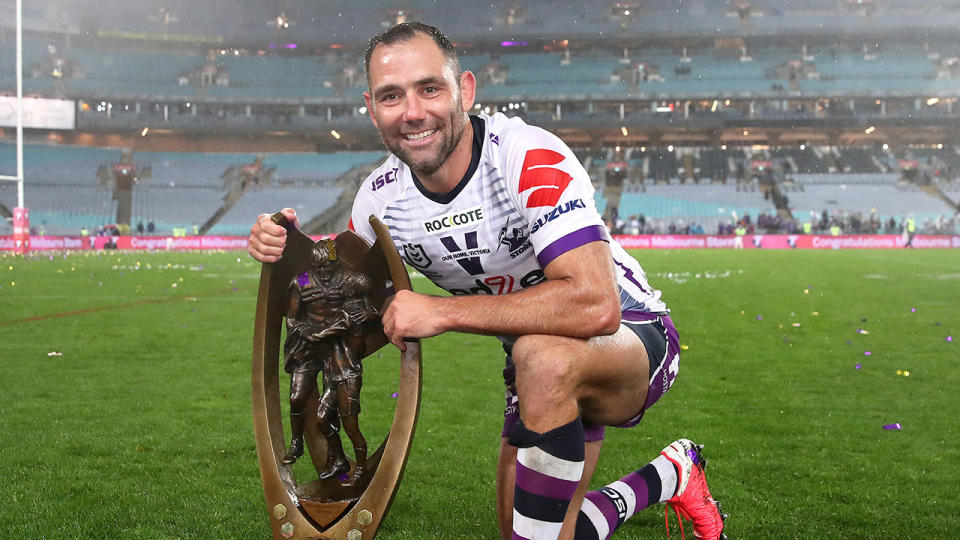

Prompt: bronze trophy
[252,214,422,539]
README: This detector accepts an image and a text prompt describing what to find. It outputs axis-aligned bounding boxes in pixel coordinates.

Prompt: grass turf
[0,248,957,538]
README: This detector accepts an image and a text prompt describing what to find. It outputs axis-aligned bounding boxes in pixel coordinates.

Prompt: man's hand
[381,290,449,352]
[247,208,299,263]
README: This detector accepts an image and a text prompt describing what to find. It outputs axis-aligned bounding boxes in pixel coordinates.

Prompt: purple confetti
[947,336,953,343]
[864,351,872,356]
[910,308,917,313]
[297,272,309,287]
[855,363,862,370]
[338,473,349,482]
[845,340,852,345]
[390,392,398,398]
[883,423,902,431]
[756,315,763,320]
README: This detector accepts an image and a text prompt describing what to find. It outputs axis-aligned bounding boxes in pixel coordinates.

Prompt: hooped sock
[574,455,678,539]
[509,417,586,540]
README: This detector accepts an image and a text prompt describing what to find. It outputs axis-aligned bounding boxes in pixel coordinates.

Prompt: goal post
[0,0,27,253]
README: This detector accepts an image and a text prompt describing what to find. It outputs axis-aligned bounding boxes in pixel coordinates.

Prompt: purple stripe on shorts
[614,313,681,429]
[512,533,531,540]
[515,461,580,500]
[640,314,680,422]
[585,489,620,535]
[621,310,662,323]
[536,225,607,268]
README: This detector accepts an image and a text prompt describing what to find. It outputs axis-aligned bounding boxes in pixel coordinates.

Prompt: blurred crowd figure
[606,211,959,236]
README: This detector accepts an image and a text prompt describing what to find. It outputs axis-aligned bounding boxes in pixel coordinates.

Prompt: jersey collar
[410,114,485,205]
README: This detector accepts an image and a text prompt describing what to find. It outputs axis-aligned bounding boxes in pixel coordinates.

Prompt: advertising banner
[11,207,29,254]
[0,97,76,130]
[2,234,959,252]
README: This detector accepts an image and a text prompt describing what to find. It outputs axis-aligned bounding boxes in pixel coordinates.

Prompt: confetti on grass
[883,423,902,431]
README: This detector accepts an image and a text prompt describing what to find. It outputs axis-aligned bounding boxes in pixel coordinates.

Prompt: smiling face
[364,32,476,181]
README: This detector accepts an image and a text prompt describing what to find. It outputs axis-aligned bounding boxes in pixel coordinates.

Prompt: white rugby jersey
[349,112,667,339]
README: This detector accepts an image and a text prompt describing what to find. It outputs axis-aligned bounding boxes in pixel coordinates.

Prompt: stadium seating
[130,186,223,234]
[617,183,768,232]
[2,185,117,235]
[7,1,960,69]
[6,32,956,104]
[771,147,829,175]
[786,183,952,223]
[0,142,385,234]
[835,147,884,173]
[206,186,342,236]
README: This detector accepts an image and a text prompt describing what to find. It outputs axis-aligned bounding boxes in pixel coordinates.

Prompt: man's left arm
[380,239,621,351]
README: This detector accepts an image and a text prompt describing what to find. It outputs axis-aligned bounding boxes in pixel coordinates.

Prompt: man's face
[364,34,473,176]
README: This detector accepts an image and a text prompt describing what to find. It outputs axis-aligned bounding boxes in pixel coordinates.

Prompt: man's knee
[512,335,578,396]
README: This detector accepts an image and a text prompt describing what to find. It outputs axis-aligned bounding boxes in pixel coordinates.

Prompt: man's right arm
[247,207,299,262]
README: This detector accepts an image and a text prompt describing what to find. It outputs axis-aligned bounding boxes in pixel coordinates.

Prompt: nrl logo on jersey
[402,243,432,269]
[497,217,532,259]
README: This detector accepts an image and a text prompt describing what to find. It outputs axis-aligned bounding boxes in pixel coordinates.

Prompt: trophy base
[299,498,354,529]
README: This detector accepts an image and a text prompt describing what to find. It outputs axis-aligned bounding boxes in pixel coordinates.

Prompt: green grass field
[1,248,957,539]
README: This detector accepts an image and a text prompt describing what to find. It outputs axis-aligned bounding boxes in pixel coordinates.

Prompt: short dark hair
[363,21,460,85]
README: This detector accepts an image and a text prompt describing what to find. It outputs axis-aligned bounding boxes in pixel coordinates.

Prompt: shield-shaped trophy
[252,213,421,539]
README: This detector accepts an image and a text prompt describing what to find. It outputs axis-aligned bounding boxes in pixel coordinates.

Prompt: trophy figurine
[252,214,421,539]
[282,237,377,483]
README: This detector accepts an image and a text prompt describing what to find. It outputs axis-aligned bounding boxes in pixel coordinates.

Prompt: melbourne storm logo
[402,243,432,269]
[497,217,532,258]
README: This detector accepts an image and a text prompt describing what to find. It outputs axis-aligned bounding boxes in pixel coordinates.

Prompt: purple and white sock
[509,417,585,540]
[575,455,678,539]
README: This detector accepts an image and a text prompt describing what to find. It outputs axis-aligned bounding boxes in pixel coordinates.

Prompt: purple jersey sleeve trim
[536,225,608,268]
